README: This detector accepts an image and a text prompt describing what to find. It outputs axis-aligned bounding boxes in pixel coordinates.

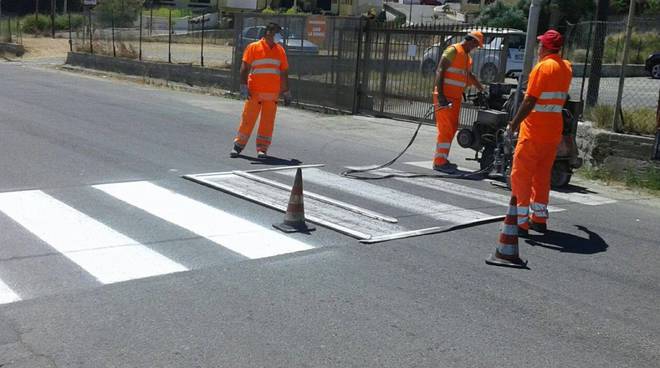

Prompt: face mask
[274,33,284,44]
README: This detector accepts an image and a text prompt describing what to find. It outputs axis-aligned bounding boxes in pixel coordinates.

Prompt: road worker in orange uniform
[433,31,485,173]
[508,30,573,235]
[230,22,292,159]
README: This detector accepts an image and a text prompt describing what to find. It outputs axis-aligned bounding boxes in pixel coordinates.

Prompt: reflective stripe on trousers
[234,96,278,152]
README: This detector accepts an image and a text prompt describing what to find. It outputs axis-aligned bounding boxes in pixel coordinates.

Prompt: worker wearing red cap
[433,30,486,173]
[508,29,573,235]
[230,22,292,159]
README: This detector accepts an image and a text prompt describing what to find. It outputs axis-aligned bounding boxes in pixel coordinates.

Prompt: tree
[477,1,527,30]
[96,0,144,28]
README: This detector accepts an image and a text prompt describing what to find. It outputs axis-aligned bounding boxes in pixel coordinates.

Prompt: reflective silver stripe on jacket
[539,91,568,100]
[250,68,281,75]
[447,67,467,75]
[251,58,281,67]
[444,78,466,88]
[533,104,563,113]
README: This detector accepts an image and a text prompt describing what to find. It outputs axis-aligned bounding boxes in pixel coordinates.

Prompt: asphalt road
[0,60,659,368]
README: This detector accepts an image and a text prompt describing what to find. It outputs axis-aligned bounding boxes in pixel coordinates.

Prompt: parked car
[420,28,526,83]
[645,52,660,79]
[421,0,444,5]
[240,26,320,55]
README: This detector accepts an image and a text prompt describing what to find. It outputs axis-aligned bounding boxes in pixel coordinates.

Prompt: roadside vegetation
[579,165,660,193]
[585,104,657,136]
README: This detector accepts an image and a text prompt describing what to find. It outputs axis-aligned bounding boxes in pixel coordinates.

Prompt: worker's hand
[437,94,450,108]
[240,84,250,100]
[282,90,293,106]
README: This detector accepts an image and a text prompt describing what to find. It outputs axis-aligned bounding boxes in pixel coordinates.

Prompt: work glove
[240,84,249,100]
[282,90,293,106]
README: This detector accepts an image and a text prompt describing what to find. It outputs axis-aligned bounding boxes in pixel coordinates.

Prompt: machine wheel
[480,63,499,84]
[551,161,572,188]
[480,146,495,173]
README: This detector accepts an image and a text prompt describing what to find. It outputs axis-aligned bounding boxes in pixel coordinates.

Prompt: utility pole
[586,0,610,106]
[612,0,636,132]
[513,0,543,110]
[36,0,39,21]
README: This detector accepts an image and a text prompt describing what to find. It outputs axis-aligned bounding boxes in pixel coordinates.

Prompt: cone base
[273,221,316,233]
[485,253,528,269]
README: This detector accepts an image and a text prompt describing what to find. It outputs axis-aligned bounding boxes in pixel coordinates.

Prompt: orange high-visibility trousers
[510,139,557,229]
[234,93,278,152]
[433,92,462,166]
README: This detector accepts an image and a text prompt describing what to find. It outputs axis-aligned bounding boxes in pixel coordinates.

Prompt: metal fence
[358,23,516,126]
[0,15,22,44]
[564,18,660,135]
[232,13,365,112]
[71,8,234,69]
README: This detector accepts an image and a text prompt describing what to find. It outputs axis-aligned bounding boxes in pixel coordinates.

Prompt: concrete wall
[576,121,659,173]
[572,64,648,78]
[66,52,233,90]
[0,43,25,57]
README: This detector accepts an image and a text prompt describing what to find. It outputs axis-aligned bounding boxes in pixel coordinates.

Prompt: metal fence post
[111,8,116,57]
[89,7,93,54]
[351,17,364,114]
[359,18,372,103]
[200,13,205,67]
[139,9,142,61]
[68,7,72,52]
[379,31,391,114]
[613,0,636,132]
[168,8,172,63]
[579,21,594,105]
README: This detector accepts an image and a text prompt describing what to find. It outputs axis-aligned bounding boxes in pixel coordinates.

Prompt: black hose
[340,105,494,180]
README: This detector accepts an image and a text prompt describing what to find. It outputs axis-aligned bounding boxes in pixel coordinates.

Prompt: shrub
[604,31,660,64]
[621,107,657,135]
[586,104,614,129]
[54,14,85,31]
[262,7,277,14]
[21,15,50,34]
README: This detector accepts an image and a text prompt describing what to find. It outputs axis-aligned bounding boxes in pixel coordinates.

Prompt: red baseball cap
[537,29,563,51]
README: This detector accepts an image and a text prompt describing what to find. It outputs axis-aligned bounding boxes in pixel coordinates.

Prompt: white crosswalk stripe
[0,190,188,285]
[275,168,492,224]
[403,160,616,206]
[373,168,565,213]
[94,181,314,259]
[0,279,20,305]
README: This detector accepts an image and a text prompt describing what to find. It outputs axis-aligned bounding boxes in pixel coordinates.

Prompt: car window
[507,35,525,49]
[245,28,258,39]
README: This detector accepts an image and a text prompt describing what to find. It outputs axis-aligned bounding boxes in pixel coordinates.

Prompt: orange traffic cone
[273,168,316,233]
[486,196,527,268]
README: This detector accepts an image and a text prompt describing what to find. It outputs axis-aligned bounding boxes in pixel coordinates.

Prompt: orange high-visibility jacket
[520,54,573,144]
[442,43,473,99]
[243,38,289,94]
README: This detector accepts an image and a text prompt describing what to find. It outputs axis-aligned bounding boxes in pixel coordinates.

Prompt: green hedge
[21,14,85,34]
[603,32,660,64]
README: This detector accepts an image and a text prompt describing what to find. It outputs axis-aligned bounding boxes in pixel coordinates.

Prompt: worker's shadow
[243,155,302,166]
[524,225,609,254]
[551,183,601,195]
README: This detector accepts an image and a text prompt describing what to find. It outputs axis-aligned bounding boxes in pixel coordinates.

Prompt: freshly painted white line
[94,181,313,259]
[404,160,616,206]
[276,169,491,224]
[0,190,187,284]
[0,279,21,305]
[375,168,564,213]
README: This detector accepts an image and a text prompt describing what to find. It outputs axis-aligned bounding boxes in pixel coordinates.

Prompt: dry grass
[20,36,71,59]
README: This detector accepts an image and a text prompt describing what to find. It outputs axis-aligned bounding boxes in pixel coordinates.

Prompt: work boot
[257,150,268,159]
[529,221,548,233]
[433,162,458,174]
[229,144,242,158]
